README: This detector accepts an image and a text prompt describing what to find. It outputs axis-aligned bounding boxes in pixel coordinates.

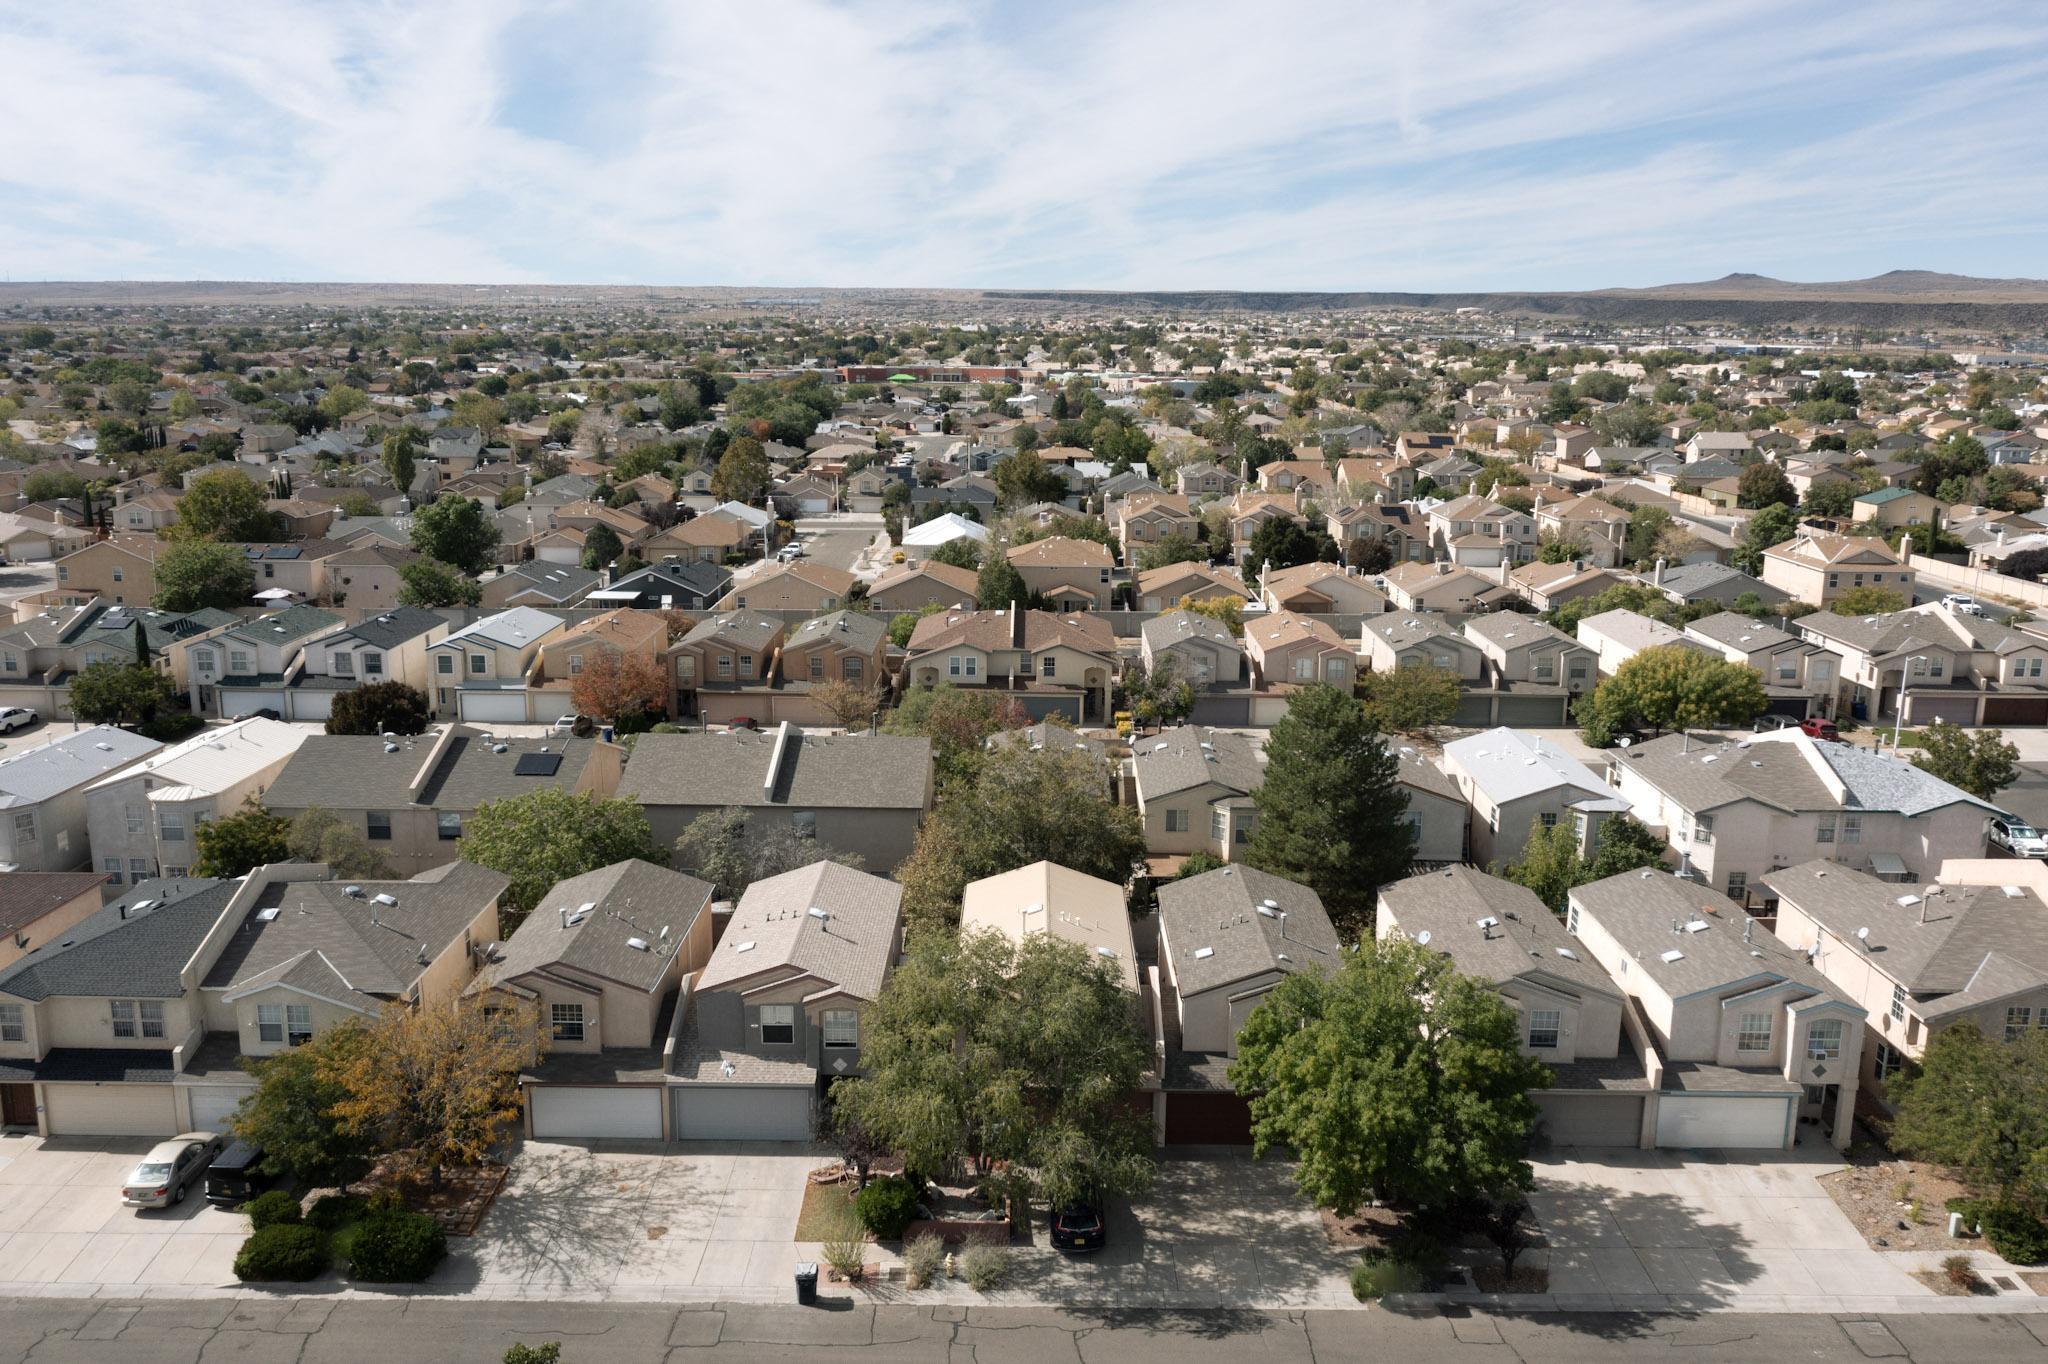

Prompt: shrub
[244,1189,302,1229]
[1977,1203,2048,1265]
[960,1242,1009,1292]
[233,1224,329,1282]
[1943,1253,1980,1289]
[853,1175,921,1240]
[819,1202,869,1283]
[1350,1250,1422,1301]
[304,1193,366,1232]
[347,1208,448,1282]
[504,1347,562,1364]
[903,1232,945,1290]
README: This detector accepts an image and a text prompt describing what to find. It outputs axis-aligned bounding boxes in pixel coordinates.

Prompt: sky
[3,0,2046,292]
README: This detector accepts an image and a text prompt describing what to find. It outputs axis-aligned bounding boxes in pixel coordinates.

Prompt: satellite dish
[1618,737,1633,748]
[1416,930,1432,946]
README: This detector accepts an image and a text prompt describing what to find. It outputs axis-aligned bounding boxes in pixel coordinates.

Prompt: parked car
[1800,717,1841,742]
[778,541,807,561]
[1051,1200,1106,1253]
[0,706,38,733]
[1989,816,2048,859]
[1942,594,1986,617]
[203,1140,270,1206]
[727,716,760,732]
[122,1132,226,1209]
[1753,715,1798,733]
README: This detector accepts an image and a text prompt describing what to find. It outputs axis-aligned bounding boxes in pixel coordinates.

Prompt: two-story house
[1463,614,1597,693]
[1115,492,1197,564]
[961,861,1137,992]
[1132,563,1248,612]
[1360,614,1485,682]
[1126,725,1262,863]
[0,727,163,873]
[1005,536,1116,611]
[529,609,671,721]
[425,607,567,721]
[1426,494,1538,567]
[666,860,903,1140]
[1567,868,1864,1149]
[181,605,347,719]
[285,606,451,723]
[1575,608,1722,678]
[1380,560,1509,613]
[1535,495,1631,567]
[83,717,308,885]
[1682,612,1834,720]
[667,609,787,719]
[1442,726,1629,869]
[479,562,601,612]
[47,536,164,608]
[866,560,979,613]
[718,561,856,612]
[1797,603,2048,726]
[1257,561,1387,615]
[1243,611,1354,690]
[1138,611,1244,687]
[588,560,733,612]
[1761,533,1914,608]
[903,606,1117,722]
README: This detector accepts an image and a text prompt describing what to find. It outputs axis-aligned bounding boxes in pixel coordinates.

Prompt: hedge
[233,1224,329,1282]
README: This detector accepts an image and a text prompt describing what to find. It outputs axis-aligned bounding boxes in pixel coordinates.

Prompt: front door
[0,1083,34,1127]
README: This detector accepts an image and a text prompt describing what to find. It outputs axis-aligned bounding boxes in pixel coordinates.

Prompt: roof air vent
[734,940,757,953]
[1193,946,1214,959]
[1660,949,1685,963]
[627,936,650,951]
[372,893,399,907]
[343,886,363,898]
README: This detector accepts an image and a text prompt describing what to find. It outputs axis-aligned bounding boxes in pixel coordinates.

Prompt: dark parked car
[1051,1200,1106,1253]
[727,716,760,731]
[203,1140,270,1206]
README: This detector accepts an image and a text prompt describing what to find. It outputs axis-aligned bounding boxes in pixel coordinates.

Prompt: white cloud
[2,0,2043,288]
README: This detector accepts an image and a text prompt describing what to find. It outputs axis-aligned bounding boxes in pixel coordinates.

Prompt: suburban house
[1139,611,1244,687]
[1396,747,1469,868]
[263,726,625,875]
[902,607,1117,722]
[480,562,601,611]
[1608,729,1997,909]
[1379,865,1641,1148]
[1126,725,1262,865]
[1575,607,1722,677]
[865,561,979,613]
[488,859,718,1141]
[83,717,307,885]
[667,610,787,719]
[1223,490,1300,559]
[960,861,1137,992]
[774,609,889,696]
[425,607,567,722]
[180,604,348,718]
[1682,612,1834,720]
[1005,536,1116,611]
[1651,562,1790,610]
[1761,533,1915,608]
[1133,562,1248,612]
[1380,561,1508,613]
[1360,614,1485,682]
[0,727,162,873]
[1243,611,1354,689]
[1506,560,1631,613]
[585,560,733,611]
[1176,463,1243,498]
[1796,602,2048,726]
[1852,487,1943,532]
[48,536,164,608]
[1765,856,2048,1117]
[1441,726,1629,869]
[0,874,103,975]
[1425,494,1538,567]
[1535,495,1632,567]
[285,606,451,722]
[1463,614,1597,692]
[719,561,856,612]
[1155,865,1340,1144]
[620,723,934,870]
[1257,561,1387,615]
[666,860,903,1140]
[1115,491,1197,563]
[0,861,508,1137]
[1567,868,1864,1150]
[644,514,748,564]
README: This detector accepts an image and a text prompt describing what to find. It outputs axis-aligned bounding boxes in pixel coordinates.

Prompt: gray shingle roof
[1463,614,1580,653]
[0,872,110,936]
[618,729,932,811]
[1129,725,1262,802]
[1683,612,1801,653]
[228,604,342,645]
[1569,868,1851,1005]
[698,860,902,1002]
[328,606,446,650]
[1139,611,1238,654]
[1614,733,1841,816]
[1654,562,1785,602]
[492,859,712,994]
[785,609,886,655]
[676,610,783,652]
[1158,865,1339,997]
[1380,865,1620,996]
[0,878,232,1001]
[0,726,161,808]
[264,728,608,813]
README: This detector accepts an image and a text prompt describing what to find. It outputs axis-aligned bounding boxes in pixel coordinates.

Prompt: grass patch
[795,1180,865,1242]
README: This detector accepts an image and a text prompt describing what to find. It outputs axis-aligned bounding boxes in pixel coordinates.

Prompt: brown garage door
[1164,1091,1253,1145]
[1531,1091,1644,1148]
[1984,696,2048,726]
[1908,695,1980,725]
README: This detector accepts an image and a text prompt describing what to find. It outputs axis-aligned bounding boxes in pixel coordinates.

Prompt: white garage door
[186,1086,254,1134]
[673,1085,813,1142]
[1654,1095,1792,1149]
[42,1084,178,1137]
[221,690,288,719]
[287,690,335,721]
[529,1086,663,1140]
[460,690,531,723]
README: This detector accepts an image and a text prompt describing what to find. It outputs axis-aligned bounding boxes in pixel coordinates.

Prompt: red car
[1801,717,1841,742]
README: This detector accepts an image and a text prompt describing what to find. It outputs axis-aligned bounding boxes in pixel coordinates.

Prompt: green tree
[1889,1022,2048,1211]
[1910,721,2019,800]
[1500,822,1582,913]
[69,660,179,728]
[325,681,432,736]
[155,540,256,610]
[1733,503,1799,576]
[1120,657,1195,729]
[397,557,482,608]
[1228,936,1549,1215]
[319,385,368,422]
[233,1023,378,1187]
[192,798,292,878]
[887,602,945,649]
[832,929,1155,1207]
[991,451,1067,506]
[1177,593,1246,636]
[895,746,1143,937]
[1582,814,1669,881]
[672,806,863,900]
[1358,664,1462,735]
[711,435,770,503]
[1586,645,1767,735]
[579,522,623,571]
[170,470,281,541]
[1241,516,1335,589]
[1136,531,1206,571]
[287,807,395,879]
[883,681,1025,789]
[409,495,500,575]
[21,469,87,503]
[1831,585,1908,616]
[975,552,1029,611]
[1737,462,1797,510]
[381,428,420,494]
[1802,481,1855,518]
[1242,684,1411,937]
[926,536,981,570]
[460,789,667,924]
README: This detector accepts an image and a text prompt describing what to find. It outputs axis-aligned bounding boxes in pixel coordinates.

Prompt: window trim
[758,1003,796,1046]
[1737,1012,1773,1053]
[550,1003,586,1043]
[1527,1009,1561,1050]
[822,1009,858,1049]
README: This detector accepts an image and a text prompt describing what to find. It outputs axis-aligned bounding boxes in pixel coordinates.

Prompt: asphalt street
[2,1299,2046,1364]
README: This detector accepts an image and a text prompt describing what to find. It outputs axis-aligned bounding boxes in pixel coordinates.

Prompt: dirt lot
[1817,1154,1978,1252]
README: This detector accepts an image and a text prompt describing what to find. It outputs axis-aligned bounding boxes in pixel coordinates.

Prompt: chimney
[1573,559,1585,573]
[1652,557,1667,587]
[1009,601,1025,649]
[1435,561,1450,576]
[763,719,797,800]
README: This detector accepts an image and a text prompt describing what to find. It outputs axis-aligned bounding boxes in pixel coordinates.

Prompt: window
[258,1004,284,1044]
[1566,904,1580,935]
[822,1010,858,1048]
[738,654,755,679]
[469,654,487,674]
[362,653,382,677]
[12,811,34,844]
[759,1004,795,1045]
[1534,656,1554,682]
[366,811,392,841]
[1041,655,1057,677]
[164,867,185,879]
[1890,983,1907,1022]
[159,812,184,843]
[1929,657,1946,679]
[286,1004,312,1046]
[1569,658,1588,682]
[1737,1013,1773,1052]
[844,656,863,681]
[111,1000,164,1040]
[1211,807,1227,840]
[1873,1040,1903,1082]
[103,858,123,886]
[1292,656,1314,680]
[716,654,733,678]
[1807,1019,1843,1059]
[1165,809,1189,833]
[1527,1010,1560,1049]
[437,811,463,841]
[194,648,215,673]
[808,653,824,678]
[437,654,454,675]
[1325,658,1347,681]
[333,652,354,677]
[1694,814,1714,845]
[2007,1006,2035,1041]
[1777,658,1798,681]
[1816,815,1836,844]
[129,858,150,881]
[1539,811,1558,829]
[550,1003,585,1042]
[229,650,250,673]
[1842,814,1861,845]
[56,565,67,582]
[676,655,697,681]
[791,811,817,839]
[0,1003,22,1042]
[568,654,584,676]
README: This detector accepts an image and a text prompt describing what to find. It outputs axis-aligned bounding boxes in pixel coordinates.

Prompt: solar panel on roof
[266,546,302,559]
[514,752,563,777]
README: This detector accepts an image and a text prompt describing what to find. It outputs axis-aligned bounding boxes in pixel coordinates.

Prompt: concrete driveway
[0,1133,249,1289]
[1528,1148,1930,1308]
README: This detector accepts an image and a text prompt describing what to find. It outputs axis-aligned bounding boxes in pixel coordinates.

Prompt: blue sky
[3,1,2045,291]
